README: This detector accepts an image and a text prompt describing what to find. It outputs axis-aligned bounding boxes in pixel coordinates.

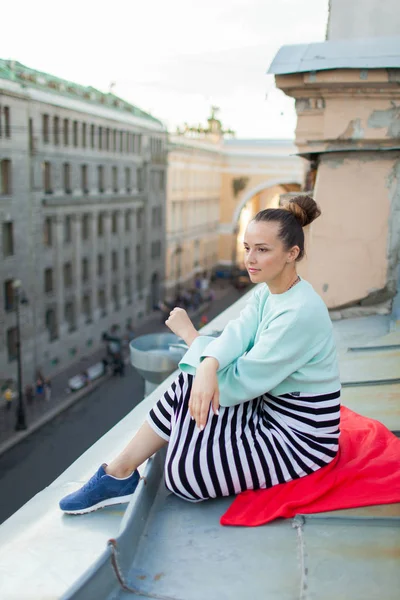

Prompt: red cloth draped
[221,406,400,527]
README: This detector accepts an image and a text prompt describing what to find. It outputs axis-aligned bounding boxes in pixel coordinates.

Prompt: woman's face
[243,220,298,284]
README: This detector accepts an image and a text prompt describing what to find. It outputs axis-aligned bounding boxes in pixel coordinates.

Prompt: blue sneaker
[59,464,140,515]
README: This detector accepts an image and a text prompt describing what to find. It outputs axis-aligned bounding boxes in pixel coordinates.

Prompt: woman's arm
[179,286,262,374]
[210,310,328,406]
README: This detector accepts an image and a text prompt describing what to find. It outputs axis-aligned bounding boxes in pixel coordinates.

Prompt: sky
[1,0,329,138]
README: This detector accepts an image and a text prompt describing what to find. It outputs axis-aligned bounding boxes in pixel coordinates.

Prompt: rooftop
[0,288,398,599]
[0,58,164,127]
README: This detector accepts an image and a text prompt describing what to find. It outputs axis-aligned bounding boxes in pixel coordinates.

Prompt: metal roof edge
[268,36,400,75]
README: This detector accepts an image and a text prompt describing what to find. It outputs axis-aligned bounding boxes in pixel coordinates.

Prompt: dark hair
[252,195,321,261]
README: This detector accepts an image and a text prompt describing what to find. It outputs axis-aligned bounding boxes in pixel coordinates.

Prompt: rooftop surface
[0,58,164,127]
[268,35,400,75]
[0,289,398,599]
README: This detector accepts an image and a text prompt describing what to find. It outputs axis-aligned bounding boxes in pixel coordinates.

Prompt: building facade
[166,113,224,294]
[0,60,167,384]
[166,111,303,296]
[268,0,400,313]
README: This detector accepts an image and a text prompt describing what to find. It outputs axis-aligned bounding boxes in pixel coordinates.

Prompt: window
[43,162,52,193]
[4,106,10,138]
[64,215,72,243]
[45,309,58,341]
[112,283,119,310]
[65,301,76,332]
[43,114,50,143]
[97,165,104,192]
[44,268,53,294]
[112,166,118,192]
[125,278,132,303]
[53,116,60,145]
[105,128,110,150]
[7,327,18,361]
[90,124,95,148]
[98,289,106,315]
[124,210,131,232]
[98,126,103,150]
[81,164,88,193]
[4,279,15,311]
[82,257,89,282]
[125,132,129,153]
[152,207,157,227]
[2,221,14,256]
[0,159,12,195]
[137,208,143,229]
[124,247,130,267]
[63,163,71,193]
[113,129,117,152]
[111,211,118,234]
[82,122,87,148]
[151,241,161,259]
[82,294,92,323]
[97,253,104,276]
[97,213,104,237]
[136,273,143,293]
[120,131,124,153]
[137,167,144,191]
[111,250,118,270]
[125,167,131,192]
[63,262,73,287]
[136,244,141,264]
[43,217,52,247]
[73,120,78,147]
[63,118,69,145]
[82,214,90,240]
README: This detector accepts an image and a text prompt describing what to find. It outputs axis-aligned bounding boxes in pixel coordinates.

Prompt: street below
[0,285,246,525]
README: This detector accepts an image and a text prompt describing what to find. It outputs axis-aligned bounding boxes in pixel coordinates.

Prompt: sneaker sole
[61,493,134,515]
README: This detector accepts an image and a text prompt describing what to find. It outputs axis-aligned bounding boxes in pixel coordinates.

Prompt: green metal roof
[0,58,164,127]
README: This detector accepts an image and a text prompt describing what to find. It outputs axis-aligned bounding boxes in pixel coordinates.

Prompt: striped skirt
[147,372,341,502]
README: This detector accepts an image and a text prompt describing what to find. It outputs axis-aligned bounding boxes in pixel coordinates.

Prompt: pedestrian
[44,377,52,402]
[82,371,90,386]
[36,377,44,397]
[60,195,342,516]
[3,387,14,411]
[25,384,34,405]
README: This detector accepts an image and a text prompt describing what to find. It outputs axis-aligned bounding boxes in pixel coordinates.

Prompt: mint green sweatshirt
[179,279,341,407]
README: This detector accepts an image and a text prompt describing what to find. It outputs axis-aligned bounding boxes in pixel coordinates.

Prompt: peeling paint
[338,118,365,140]
[385,159,400,305]
[368,107,400,137]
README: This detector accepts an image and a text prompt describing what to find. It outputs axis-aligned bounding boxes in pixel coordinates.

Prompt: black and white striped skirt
[147,372,341,502]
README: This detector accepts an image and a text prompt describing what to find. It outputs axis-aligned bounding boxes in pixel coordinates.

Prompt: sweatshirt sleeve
[210,308,325,407]
[179,287,261,374]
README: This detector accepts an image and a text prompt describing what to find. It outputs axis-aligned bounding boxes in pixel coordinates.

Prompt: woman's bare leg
[105,421,167,478]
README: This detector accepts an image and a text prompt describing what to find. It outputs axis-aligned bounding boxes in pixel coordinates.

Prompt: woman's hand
[165,307,199,346]
[189,358,220,429]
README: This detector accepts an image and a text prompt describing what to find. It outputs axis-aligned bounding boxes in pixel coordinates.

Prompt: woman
[60,196,341,514]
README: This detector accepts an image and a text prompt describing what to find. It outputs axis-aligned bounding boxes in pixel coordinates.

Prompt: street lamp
[12,280,28,431]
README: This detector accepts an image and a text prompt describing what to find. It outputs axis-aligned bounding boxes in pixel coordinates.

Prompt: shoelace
[81,471,102,492]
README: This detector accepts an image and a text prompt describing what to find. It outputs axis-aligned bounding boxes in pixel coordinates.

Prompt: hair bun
[284,195,321,227]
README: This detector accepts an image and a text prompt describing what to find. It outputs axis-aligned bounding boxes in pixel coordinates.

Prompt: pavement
[0,282,245,457]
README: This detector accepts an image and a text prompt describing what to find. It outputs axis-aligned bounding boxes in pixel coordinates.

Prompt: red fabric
[221,406,400,527]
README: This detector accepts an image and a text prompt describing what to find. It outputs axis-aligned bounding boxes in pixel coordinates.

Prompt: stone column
[90,213,99,321]
[54,215,67,337]
[117,210,125,307]
[73,214,82,326]
[104,211,112,314]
